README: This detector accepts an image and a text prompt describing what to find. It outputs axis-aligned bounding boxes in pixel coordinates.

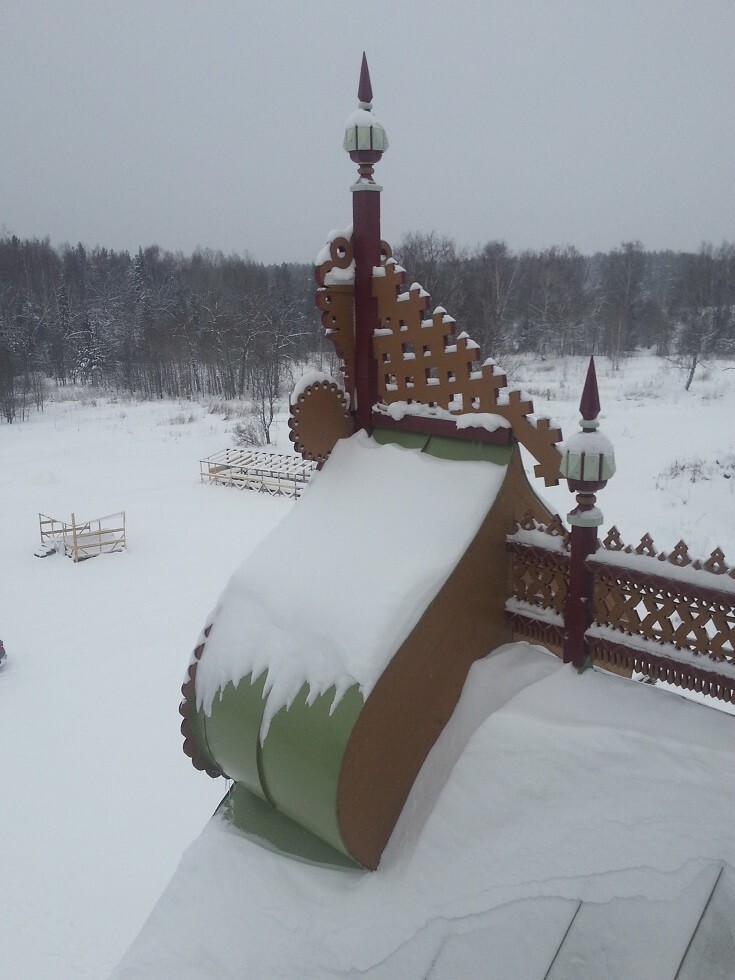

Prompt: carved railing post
[560,357,616,669]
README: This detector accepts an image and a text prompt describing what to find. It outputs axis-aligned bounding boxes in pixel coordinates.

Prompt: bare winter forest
[1,232,733,437]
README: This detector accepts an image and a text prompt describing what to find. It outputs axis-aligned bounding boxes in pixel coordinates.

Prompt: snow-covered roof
[116,644,735,978]
[195,431,507,738]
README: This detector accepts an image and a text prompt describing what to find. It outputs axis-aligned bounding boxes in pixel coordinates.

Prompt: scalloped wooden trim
[288,380,355,464]
[315,235,353,288]
[599,528,734,579]
[588,635,735,703]
[180,624,223,779]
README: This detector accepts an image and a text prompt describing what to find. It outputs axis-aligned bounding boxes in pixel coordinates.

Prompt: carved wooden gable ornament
[289,50,562,484]
[293,232,563,485]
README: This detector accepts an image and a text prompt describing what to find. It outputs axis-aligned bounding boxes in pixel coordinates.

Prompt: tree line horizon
[0,230,732,430]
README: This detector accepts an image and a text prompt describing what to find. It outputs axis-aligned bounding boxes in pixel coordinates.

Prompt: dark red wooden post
[344,53,388,434]
[565,499,600,668]
[560,357,616,669]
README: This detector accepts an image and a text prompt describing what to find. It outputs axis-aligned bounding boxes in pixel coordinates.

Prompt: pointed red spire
[579,355,601,422]
[358,52,373,104]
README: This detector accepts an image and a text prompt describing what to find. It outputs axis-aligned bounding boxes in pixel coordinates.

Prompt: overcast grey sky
[1,2,732,263]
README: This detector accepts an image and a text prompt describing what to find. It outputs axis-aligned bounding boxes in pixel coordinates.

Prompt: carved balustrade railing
[506,515,735,704]
[505,513,569,656]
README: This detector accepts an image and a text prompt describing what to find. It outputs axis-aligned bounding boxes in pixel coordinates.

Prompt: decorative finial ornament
[561,356,616,669]
[579,354,601,424]
[344,52,388,189]
[560,355,616,518]
[358,51,373,107]
[347,53,384,434]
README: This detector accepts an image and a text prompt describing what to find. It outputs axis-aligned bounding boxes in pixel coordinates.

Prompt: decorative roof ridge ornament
[579,353,602,427]
[348,53,385,433]
[357,50,373,106]
[560,355,616,525]
[344,52,388,192]
[298,55,565,467]
[370,255,564,484]
[560,355,616,669]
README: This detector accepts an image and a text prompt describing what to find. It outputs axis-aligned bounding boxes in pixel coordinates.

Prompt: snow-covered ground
[0,355,733,976]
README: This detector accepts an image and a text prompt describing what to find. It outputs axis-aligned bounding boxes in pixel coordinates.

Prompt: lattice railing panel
[592,570,734,656]
[590,529,735,668]
[505,513,570,655]
[506,512,570,613]
[505,516,735,701]
[509,546,569,614]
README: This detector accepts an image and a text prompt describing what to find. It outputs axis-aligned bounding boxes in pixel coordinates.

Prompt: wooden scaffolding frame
[38,512,127,563]
[200,449,316,499]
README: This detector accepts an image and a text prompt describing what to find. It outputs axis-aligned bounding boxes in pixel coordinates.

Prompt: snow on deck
[195,431,507,736]
[116,644,735,978]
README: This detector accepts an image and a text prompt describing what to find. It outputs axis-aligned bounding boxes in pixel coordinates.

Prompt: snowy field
[0,354,733,976]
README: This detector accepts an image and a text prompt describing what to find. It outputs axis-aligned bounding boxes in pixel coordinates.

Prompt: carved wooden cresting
[315,235,357,407]
[371,254,563,485]
[298,232,565,483]
[287,234,360,461]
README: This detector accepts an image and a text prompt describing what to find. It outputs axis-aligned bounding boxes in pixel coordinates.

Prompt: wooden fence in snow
[506,514,735,704]
[38,512,127,563]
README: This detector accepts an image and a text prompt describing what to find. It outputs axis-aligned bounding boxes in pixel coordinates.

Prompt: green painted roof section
[202,671,269,802]
[371,427,430,451]
[423,434,513,465]
[372,425,512,465]
[260,683,364,858]
[218,783,361,870]
[202,673,364,862]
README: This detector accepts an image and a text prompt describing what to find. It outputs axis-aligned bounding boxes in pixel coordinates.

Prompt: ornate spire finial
[560,356,615,490]
[561,354,615,670]
[579,355,601,425]
[358,52,373,107]
[344,53,388,183]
